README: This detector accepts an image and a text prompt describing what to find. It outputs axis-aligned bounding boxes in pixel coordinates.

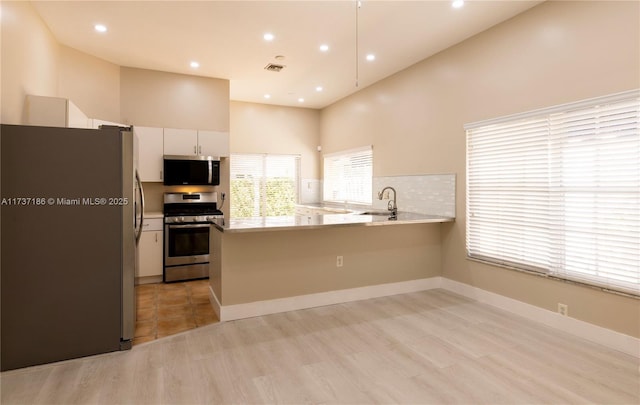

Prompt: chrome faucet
[378,186,397,220]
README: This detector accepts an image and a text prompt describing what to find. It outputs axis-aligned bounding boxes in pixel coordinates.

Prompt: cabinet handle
[199,145,202,154]
[160,170,163,180]
[194,145,197,154]
[155,233,158,243]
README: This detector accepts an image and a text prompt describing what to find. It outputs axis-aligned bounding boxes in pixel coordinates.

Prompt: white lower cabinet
[138,218,163,281]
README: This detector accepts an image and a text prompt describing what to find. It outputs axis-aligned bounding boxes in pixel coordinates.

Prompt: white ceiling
[32,1,543,109]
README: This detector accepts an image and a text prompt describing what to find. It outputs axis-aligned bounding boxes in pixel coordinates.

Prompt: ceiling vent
[264,63,285,72]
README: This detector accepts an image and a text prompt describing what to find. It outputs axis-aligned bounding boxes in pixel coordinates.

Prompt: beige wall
[0,3,229,129]
[120,67,229,131]
[321,1,640,337]
[230,101,321,179]
[213,223,441,305]
[0,2,120,125]
[1,1,59,124]
[58,46,120,122]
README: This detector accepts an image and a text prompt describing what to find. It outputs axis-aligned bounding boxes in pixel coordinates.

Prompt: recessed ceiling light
[452,0,464,9]
[264,94,271,99]
[319,44,329,52]
[263,32,275,41]
[366,54,376,61]
[315,86,323,92]
[190,61,200,68]
[298,98,305,103]
[94,24,107,33]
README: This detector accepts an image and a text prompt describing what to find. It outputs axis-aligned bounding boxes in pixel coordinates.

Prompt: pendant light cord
[355,0,360,88]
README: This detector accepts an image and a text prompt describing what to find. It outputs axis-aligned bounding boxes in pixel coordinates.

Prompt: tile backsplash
[313,173,456,217]
[300,179,321,204]
[371,174,456,217]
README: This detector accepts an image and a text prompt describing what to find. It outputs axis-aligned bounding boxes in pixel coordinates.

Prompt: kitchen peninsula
[209,212,454,321]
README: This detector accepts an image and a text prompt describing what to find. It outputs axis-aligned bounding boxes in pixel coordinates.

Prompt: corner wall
[58,46,120,122]
[230,101,321,182]
[1,1,59,124]
[120,67,229,131]
[320,1,640,337]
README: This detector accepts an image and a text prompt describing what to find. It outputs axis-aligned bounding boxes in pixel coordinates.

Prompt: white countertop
[212,212,454,233]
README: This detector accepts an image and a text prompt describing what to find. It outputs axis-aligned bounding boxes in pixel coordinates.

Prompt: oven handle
[166,224,212,229]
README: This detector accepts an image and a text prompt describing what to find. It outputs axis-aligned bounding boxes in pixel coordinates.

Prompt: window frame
[230,153,301,218]
[322,145,373,206]
[465,89,640,296]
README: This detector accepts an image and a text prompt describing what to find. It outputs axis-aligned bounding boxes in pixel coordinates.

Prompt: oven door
[164,223,210,266]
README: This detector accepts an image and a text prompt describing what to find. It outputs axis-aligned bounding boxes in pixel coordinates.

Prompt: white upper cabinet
[135,126,164,182]
[163,128,198,156]
[164,128,229,157]
[25,95,90,129]
[197,130,229,157]
[67,100,91,129]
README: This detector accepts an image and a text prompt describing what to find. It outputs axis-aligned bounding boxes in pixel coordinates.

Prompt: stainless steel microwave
[163,155,220,186]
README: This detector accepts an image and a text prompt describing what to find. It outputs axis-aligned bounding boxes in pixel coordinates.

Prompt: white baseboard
[212,277,442,322]
[135,275,162,285]
[441,278,640,358]
[205,276,638,358]
[208,285,222,322]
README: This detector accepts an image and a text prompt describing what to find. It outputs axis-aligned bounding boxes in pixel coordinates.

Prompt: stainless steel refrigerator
[0,124,143,371]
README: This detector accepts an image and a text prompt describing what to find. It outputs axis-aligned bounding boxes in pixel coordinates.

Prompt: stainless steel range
[163,192,223,282]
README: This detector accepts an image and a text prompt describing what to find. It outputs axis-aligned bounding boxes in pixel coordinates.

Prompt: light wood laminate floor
[1,289,638,404]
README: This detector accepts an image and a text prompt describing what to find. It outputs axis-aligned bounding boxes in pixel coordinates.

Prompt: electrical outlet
[336,255,343,267]
[384,191,390,199]
[558,303,568,316]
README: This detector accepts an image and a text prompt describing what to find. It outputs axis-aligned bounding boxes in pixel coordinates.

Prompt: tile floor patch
[133,279,218,345]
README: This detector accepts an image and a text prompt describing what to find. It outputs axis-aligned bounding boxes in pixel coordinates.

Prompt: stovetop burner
[163,192,223,223]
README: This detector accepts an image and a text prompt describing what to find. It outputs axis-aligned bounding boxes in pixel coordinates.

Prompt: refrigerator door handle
[135,169,145,245]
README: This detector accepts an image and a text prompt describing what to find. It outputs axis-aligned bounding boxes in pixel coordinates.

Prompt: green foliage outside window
[230,179,256,218]
[265,178,296,216]
[231,178,296,218]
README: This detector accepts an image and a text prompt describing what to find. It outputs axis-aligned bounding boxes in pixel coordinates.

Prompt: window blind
[466,90,639,296]
[323,146,373,204]
[230,154,300,218]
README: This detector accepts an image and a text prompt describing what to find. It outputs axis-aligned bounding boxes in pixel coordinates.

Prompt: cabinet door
[135,126,164,182]
[66,100,91,129]
[164,128,198,155]
[197,130,230,157]
[24,95,91,128]
[138,231,163,278]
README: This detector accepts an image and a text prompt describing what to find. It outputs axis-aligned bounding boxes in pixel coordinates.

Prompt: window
[323,146,373,205]
[230,154,300,218]
[466,90,639,296]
